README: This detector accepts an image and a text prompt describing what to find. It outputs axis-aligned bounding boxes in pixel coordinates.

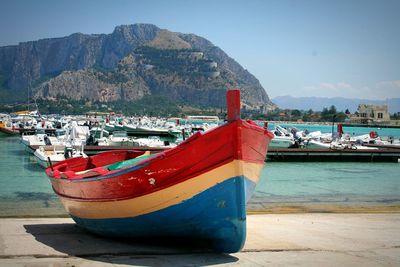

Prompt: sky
[1,0,399,100]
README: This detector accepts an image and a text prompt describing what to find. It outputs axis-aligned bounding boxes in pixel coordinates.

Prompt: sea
[0,123,399,217]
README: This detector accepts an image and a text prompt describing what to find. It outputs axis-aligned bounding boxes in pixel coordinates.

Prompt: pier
[268,148,400,162]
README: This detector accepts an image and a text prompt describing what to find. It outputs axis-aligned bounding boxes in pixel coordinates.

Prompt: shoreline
[248,205,400,214]
[1,213,399,266]
[1,205,399,219]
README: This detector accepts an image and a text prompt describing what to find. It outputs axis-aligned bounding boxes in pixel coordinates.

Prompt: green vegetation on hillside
[135,46,217,75]
[112,95,181,116]
[94,69,129,84]
[0,71,7,90]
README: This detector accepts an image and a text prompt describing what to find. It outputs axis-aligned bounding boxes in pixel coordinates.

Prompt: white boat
[269,125,296,148]
[269,135,296,148]
[67,121,90,146]
[21,128,49,147]
[133,136,177,148]
[305,139,331,148]
[21,128,65,153]
[33,145,86,168]
[107,131,137,146]
[305,139,378,150]
[89,127,109,138]
[186,115,220,122]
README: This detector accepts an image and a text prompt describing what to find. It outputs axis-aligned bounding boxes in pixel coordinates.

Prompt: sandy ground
[0,213,399,266]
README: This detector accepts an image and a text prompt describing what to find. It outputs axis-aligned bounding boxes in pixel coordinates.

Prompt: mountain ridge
[0,24,274,111]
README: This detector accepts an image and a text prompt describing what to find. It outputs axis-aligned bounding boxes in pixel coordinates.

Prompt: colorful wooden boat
[45,89,273,253]
[0,121,20,135]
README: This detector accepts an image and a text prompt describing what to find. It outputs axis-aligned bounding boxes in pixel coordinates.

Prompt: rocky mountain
[0,24,274,111]
[272,95,400,113]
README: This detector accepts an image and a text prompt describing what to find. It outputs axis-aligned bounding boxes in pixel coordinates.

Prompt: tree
[391,112,400,120]
[291,109,301,117]
[321,107,329,117]
[335,112,347,122]
[329,105,337,114]
[302,114,310,122]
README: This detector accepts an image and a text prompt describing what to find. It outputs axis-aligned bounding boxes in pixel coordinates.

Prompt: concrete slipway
[0,214,399,266]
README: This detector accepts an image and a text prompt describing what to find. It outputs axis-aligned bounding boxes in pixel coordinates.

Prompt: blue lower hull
[71,175,256,253]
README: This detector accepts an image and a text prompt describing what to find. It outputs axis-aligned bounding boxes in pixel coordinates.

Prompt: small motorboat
[107,130,137,146]
[269,125,296,148]
[45,89,273,253]
[34,145,86,168]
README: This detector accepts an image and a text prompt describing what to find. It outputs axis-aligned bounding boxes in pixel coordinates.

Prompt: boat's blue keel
[71,176,256,253]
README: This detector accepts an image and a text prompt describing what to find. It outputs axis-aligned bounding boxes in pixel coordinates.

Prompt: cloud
[302,80,400,100]
[337,82,352,90]
[376,80,400,88]
[303,82,356,98]
[320,83,336,90]
[319,82,353,92]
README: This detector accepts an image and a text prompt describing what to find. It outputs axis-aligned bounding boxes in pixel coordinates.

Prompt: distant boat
[269,125,296,148]
[0,117,20,135]
[269,135,296,148]
[89,127,109,138]
[44,89,273,253]
[34,145,86,168]
[21,128,63,152]
[186,115,220,122]
[0,124,20,135]
[106,131,137,146]
[124,124,176,138]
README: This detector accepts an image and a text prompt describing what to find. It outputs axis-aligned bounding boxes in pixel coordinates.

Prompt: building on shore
[350,103,390,125]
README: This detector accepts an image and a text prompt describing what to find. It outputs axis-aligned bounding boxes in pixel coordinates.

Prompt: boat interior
[48,150,159,180]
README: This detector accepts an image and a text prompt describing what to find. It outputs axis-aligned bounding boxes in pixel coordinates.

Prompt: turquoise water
[0,134,399,217]
[0,136,64,217]
[254,162,400,205]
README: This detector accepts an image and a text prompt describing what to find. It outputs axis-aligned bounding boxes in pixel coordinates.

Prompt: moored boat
[34,145,87,168]
[106,130,137,146]
[0,119,20,135]
[44,89,273,253]
[269,125,296,148]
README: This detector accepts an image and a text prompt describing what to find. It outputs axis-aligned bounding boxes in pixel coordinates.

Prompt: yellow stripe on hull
[60,160,264,219]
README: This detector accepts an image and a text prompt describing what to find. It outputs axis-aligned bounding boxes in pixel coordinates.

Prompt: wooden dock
[267,148,400,162]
